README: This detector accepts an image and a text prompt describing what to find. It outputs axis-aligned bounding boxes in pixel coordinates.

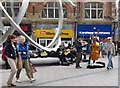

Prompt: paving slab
[0,55,119,87]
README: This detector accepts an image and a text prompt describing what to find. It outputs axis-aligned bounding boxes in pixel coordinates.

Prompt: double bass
[90,30,100,60]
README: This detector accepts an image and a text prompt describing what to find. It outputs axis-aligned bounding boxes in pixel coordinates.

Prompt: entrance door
[39,39,52,47]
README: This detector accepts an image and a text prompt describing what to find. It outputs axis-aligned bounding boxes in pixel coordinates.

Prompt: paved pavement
[0,55,119,87]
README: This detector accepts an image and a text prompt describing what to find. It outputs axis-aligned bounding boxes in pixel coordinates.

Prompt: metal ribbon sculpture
[0,0,75,51]
[0,0,29,44]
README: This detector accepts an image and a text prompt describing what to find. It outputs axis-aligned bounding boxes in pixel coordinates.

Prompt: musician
[88,30,100,65]
[56,45,69,66]
[88,35,95,65]
[90,37,100,64]
[74,36,83,69]
[64,44,75,64]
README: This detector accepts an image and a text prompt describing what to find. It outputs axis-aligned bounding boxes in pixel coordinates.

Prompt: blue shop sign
[77,24,112,37]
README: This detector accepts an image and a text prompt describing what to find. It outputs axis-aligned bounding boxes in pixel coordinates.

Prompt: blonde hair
[19,35,25,42]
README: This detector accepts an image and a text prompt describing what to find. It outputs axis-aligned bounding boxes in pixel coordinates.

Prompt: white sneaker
[16,79,21,83]
[29,78,36,83]
[31,78,36,81]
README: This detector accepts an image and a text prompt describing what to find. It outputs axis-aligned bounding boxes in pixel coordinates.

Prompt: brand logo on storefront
[40,31,46,34]
[35,30,73,38]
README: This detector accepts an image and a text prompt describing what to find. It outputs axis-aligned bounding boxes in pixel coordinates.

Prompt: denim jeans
[107,51,113,68]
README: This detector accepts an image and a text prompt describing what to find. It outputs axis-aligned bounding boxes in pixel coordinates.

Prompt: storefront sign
[78,24,112,37]
[4,24,32,36]
[35,29,73,38]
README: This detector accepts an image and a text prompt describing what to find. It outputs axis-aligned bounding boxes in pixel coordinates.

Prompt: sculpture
[0,0,75,51]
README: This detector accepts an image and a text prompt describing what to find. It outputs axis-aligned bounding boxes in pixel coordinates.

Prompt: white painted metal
[0,0,75,51]
[0,0,29,45]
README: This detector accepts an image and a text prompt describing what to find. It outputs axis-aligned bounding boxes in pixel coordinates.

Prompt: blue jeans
[107,51,113,68]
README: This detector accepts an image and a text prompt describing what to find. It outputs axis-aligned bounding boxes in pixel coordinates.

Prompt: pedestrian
[100,40,106,58]
[16,35,36,83]
[74,36,83,69]
[4,35,18,87]
[104,37,115,70]
[117,40,120,56]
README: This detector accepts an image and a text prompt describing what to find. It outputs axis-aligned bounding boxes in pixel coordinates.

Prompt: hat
[107,37,111,40]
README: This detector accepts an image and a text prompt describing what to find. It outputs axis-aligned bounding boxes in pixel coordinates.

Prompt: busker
[74,36,83,69]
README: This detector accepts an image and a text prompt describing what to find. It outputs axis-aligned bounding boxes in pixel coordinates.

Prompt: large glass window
[85,2,104,19]
[1,2,26,17]
[41,2,67,18]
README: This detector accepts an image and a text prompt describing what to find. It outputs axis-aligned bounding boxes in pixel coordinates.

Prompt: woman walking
[16,35,35,83]
[4,35,18,87]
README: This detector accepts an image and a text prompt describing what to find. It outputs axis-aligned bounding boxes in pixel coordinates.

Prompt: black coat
[74,40,82,53]
[118,42,120,54]
[4,42,19,59]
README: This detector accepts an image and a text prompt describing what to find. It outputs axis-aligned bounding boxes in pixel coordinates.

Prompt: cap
[107,37,111,40]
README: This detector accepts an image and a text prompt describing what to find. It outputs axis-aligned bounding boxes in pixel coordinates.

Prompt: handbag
[17,58,23,69]
[29,60,37,73]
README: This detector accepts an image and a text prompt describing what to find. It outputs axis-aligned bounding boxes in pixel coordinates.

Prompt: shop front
[3,24,32,36]
[35,29,73,47]
[77,24,112,41]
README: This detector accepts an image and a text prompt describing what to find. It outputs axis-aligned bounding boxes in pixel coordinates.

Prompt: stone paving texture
[0,55,119,87]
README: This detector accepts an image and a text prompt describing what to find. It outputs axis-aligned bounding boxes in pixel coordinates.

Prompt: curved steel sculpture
[0,0,75,51]
[0,0,29,44]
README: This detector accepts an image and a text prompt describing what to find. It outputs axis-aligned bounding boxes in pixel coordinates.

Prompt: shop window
[84,2,104,19]
[41,2,67,18]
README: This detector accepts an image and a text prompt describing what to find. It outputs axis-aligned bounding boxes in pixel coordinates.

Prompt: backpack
[2,48,7,61]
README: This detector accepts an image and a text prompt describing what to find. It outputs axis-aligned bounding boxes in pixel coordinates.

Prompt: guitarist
[64,48,71,56]
[64,44,74,64]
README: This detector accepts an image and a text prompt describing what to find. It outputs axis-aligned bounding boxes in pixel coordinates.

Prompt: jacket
[74,40,82,52]
[104,42,115,55]
[17,43,29,59]
[4,42,18,59]
[118,42,120,54]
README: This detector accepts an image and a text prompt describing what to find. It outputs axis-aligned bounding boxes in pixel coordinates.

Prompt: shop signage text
[78,24,112,37]
[35,29,73,38]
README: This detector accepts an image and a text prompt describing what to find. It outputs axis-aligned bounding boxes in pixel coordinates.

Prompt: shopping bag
[29,60,37,73]
[17,58,23,69]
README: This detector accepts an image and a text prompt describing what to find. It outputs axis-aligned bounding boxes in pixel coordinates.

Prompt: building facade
[1,0,116,46]
[118,1,120,40]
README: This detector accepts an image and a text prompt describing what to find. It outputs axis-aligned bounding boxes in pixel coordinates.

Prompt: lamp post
[73,7,78,42]
[112,20,117,42]
[104,16,117,42]
[73,19,78,42]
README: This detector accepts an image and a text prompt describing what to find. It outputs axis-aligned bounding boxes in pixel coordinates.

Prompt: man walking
[104,37,115,70]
